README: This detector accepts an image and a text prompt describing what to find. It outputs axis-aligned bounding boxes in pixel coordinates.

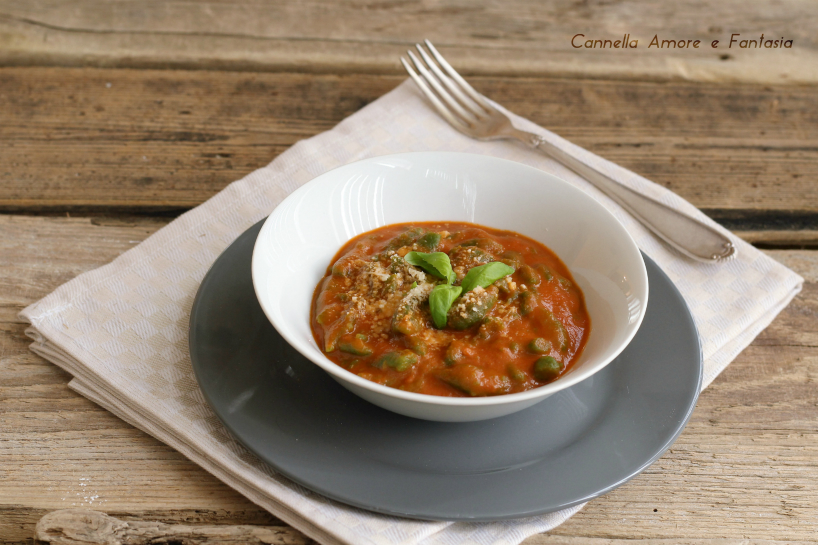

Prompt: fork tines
[401,40,493,132]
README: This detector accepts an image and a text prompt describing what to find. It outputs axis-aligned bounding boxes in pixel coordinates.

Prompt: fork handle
[517,131,735,262]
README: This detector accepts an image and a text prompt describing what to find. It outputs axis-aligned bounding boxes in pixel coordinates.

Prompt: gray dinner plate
[189,221,702,521]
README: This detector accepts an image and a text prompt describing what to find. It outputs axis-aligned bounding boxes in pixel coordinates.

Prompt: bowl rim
[251,151,648,407]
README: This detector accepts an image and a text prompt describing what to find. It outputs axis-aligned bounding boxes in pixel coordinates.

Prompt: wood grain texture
[2,4,816,541]
[34,509,312,545]
[2,67,817,235]
[31,510,818,545]
[1,216,816,543]
[0,1,816,84]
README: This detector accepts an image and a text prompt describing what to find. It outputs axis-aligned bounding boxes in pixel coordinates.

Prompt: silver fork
[401,40,736,263]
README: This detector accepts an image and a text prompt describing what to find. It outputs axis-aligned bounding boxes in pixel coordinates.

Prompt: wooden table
[1,2,817,543]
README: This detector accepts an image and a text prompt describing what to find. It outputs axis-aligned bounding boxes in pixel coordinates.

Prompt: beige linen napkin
[21,80,803,545]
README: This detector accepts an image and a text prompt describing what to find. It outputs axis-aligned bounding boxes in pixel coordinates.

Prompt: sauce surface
[310,222,590,397]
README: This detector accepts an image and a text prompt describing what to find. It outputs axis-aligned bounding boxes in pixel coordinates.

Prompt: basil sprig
[405,251,458,328]
[461,262,515,293]
[404,251,456,284]
[428,284,462,329]
[403,252,515,330]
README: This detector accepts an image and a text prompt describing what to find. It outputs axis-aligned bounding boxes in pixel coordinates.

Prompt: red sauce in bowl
[310,222,590,397]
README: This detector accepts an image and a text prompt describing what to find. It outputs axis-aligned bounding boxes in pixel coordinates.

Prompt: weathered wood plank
[0,1,816,84]
[31,509,818,545]
[1,67,817,236]
[34,510,313,545]
[0,215,170,322]
[768,250,818,282]
[0,216,816,542]
[1,506,285,545]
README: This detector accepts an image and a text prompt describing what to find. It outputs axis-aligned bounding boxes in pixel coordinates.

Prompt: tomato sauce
[310,222,590,397]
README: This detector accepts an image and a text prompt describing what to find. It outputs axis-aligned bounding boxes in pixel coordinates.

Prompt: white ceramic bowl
[252,152,648,422]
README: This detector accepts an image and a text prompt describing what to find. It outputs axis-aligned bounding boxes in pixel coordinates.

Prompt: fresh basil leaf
[429,284,462,329]
[404,252,456,284]
[461,262,515,293]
